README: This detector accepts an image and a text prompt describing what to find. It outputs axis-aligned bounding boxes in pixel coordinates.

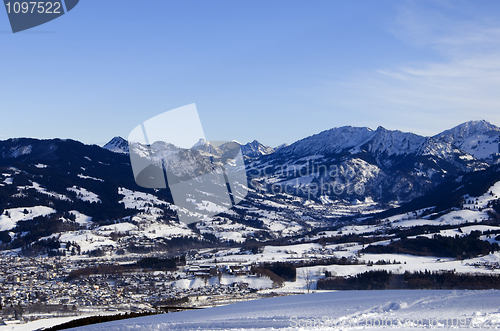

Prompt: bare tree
[303,268,312,293]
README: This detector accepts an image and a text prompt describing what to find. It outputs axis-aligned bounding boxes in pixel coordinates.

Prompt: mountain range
[0,120,499,254]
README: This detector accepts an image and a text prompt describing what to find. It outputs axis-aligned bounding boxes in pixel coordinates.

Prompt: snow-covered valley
[1,120,500,329]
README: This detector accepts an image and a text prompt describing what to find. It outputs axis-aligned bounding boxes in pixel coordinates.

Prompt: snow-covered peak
[192,138,207,148]
[354,126,426,156]
[129,140,215,178]
[279,126,375,156]
[418,137,481,168]
[279,125,427,157]
[434,120,500,160]
[240,140,275,158]
[191,139,223,156]
[436,120,500,141]
[103,137,129,154]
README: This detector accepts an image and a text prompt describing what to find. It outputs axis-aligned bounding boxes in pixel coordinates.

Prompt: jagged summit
[191,139,223,156]
[278,126,375,156]
[101,120,500,163]
[271,120,500,162]
[194,139,275,159]
[103,137,129,154]
[434,120,500,160]
[435,120,500,140]
[192,138,206,147]
[363,127,426,156]
[240,140,275,158]
[277,125,428,157]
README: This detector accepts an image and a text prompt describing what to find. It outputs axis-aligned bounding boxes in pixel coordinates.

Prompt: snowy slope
[277,126,375,156]
[435,120,500,161]
[18,181,72,202]
[116,135,275,160]
[270,121,498,163]
[239,140,275,158]
[0,206,56,231]
[191,139,224,156]
[355,126,427,156]
[72,290,500,330]
[67,186,101,203]
[277,125,429,157]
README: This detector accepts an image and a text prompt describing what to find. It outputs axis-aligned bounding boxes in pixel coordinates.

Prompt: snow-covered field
[0,311,127,331]
[0,206,56,231]
[118,187,169,215]
[67,186,101,203]
[69,290,500,330]
[0,316,81,331]
[18,181,72,202]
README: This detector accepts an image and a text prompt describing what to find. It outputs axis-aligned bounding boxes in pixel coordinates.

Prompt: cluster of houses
[0,254,267,323]
[467,261,500,270]
[185,264,252,277]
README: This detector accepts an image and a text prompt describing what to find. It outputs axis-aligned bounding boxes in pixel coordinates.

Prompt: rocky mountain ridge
[0,120,499,254]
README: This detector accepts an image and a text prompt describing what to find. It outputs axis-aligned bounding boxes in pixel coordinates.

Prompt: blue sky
[1,0,500,147]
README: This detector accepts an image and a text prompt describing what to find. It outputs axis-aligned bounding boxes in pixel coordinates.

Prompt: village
[0,251,291,324]
[2,201,500,326]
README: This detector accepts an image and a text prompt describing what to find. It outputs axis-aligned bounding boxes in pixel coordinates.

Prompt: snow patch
[0,206,56,231]
[77,174,104,182]
[69,210,93,226]
[67,186,101,203]
[18,182,72,201]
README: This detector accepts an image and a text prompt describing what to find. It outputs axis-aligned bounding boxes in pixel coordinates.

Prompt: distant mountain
[239,140,275,159]
[273,122,500,161]
[275,126,375,157]
[250,121,496,203]
[357,126,427,156]
[106,137,276,160]
[1,120,500,255]
[275,143,288,150]
[103,136,129,154]
[434,120,500,161]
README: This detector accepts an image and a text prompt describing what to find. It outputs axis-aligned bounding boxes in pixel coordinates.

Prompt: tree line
[66,256,185,280]
[362,231,500,259]
[317,270,500,290]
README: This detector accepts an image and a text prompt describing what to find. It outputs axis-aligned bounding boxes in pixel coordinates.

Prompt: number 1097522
[5,2,62,14]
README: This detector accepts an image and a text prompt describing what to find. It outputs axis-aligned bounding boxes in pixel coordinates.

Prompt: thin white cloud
[323,1,500,136]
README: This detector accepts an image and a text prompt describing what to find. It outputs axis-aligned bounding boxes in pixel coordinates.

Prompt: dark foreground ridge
[45,311,159,331]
